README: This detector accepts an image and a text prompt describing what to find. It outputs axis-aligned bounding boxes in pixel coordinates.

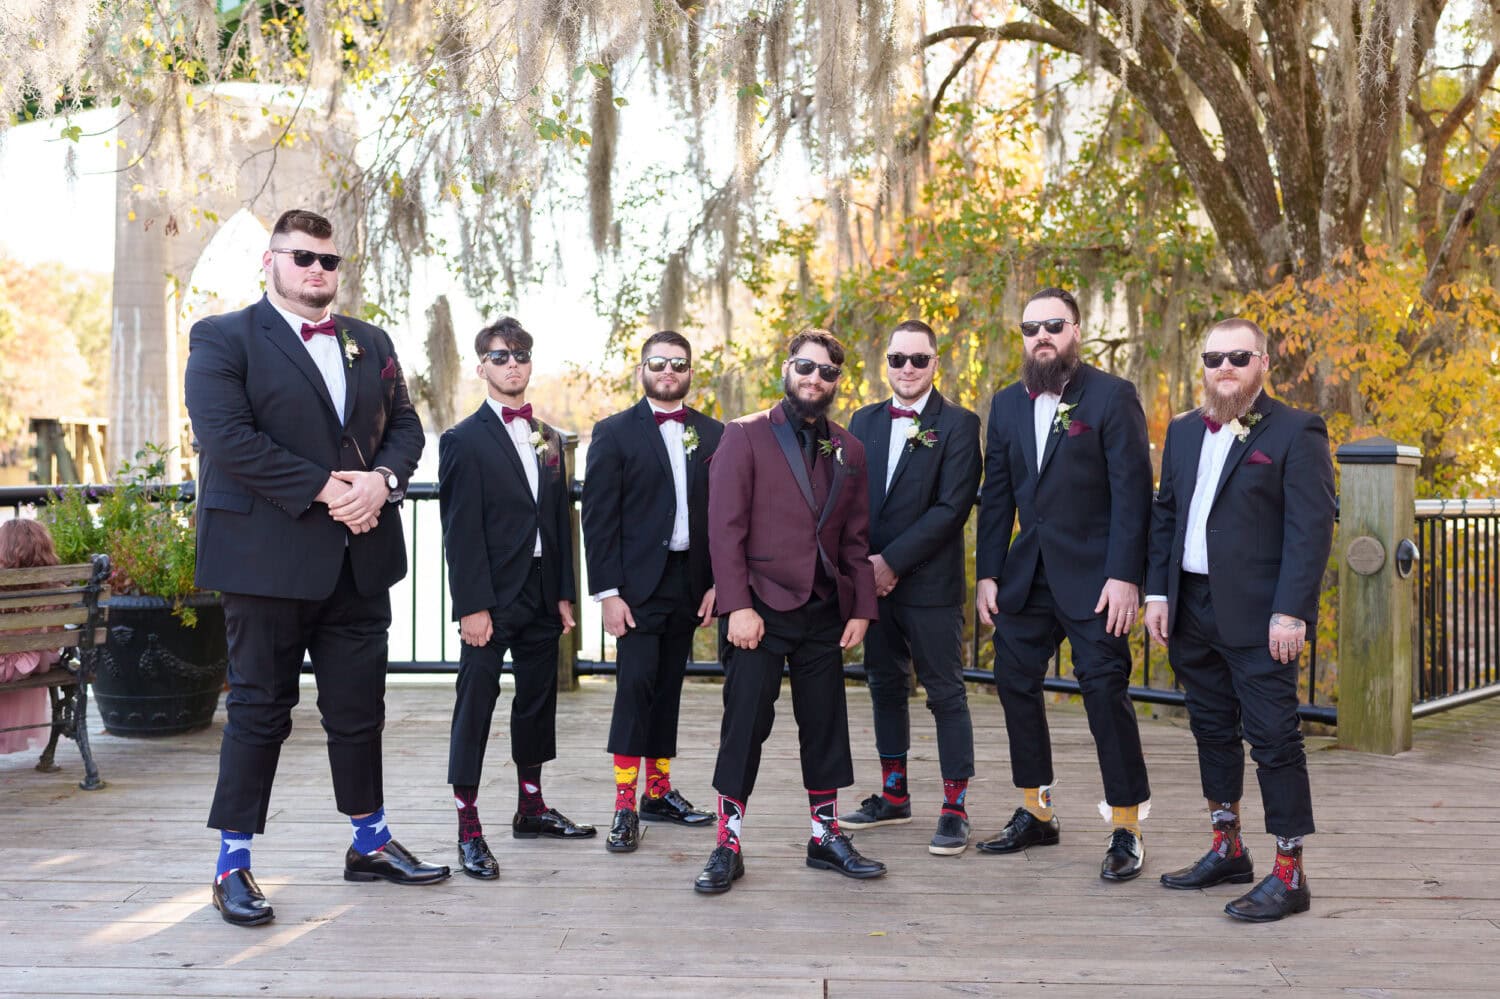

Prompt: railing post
[1335,437,1420,754]
[557,431,581,692]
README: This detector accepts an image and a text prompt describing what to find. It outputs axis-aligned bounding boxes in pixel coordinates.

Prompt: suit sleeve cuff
[593,588,620,602]
[1144,595,1167,604]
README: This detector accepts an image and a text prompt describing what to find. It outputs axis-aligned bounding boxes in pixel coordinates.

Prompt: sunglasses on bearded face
[886,352,933,369]
[484,348,532,366]
[789,357,842,383]
[271,248,343,271]
[643,356,690,373]
[1019,318,1072,337]
[1201,350,1263,369]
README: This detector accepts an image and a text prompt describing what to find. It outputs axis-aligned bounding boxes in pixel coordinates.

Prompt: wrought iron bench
[0,554,111,789]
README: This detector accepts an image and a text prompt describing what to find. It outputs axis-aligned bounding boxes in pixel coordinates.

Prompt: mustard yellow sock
[1109,804,1142,836]
[1023,786,1054,821]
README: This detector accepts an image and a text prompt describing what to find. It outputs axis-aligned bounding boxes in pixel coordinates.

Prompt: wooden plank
[0,589,87,612]
[0,563,99,586]
[0,606,93,631]
[0,629,92,655]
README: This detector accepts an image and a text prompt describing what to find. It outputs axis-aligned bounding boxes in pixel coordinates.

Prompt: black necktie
[797,426,817,472]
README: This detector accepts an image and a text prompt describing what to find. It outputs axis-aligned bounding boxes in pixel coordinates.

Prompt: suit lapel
[817,435,846,532]
[770,406,818,514]
[1037,372,1086,479]
[1210,393,1275,509]
[1017,387,1039,478]
[340,321,362,425]
[478,403,535,506]
[884,390,942,506]
[636,398,674,480]
[866,399,894,511]
[257,297,341,420]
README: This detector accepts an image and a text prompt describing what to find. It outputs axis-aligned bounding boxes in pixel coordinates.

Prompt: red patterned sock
[453,784,482,842]
[808,788,840,839]
[941,778,968,817]
[612,755,639,811]
[879,755,909,805]
[1273,838,1304,889]
[645,757,672,799]
[717,794,745,853]
[517,763,546,817]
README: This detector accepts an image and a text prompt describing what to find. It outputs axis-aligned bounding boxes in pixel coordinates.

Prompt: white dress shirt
[485,396,542,556]
[270,300,346,425]
[595,401,692,603]
[886,389,933,491]
[1146,419,1236,604]
[1032,391,1063,472]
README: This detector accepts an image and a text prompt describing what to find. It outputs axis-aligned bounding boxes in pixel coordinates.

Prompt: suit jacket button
[662,540,669,547]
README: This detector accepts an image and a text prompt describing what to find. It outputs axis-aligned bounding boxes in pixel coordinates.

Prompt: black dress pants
[863,600,974,780]
[992,565,1151,807]
[1170,573,1314,837]
[447,559,563,785]
[711,593,854,802]
[209,552,390,833]
[606,551,698,758]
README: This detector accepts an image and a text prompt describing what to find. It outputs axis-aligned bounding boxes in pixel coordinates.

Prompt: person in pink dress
[0,519,62,755]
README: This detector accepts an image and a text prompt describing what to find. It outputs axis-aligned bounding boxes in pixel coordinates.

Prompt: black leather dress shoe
[1100,828,1145,882]
[606,808,640,853]
[976,807,1061,854]
[639,789,714,826]
[344,840,451,885]
[806,831,887,879]
[1225,872,1311,922]
[512,808,597,839]
[693,845,744,894]
[1161,846,1254,890]
[212,869,274,927]
[458,836,499,880]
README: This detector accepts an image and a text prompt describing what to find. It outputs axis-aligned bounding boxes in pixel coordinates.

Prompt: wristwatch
[374,466,402,502]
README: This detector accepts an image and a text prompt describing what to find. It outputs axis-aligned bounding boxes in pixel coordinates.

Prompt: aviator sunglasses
[789,357,842,383]
[643,356,691,373]
[1201,350,1264,369]
[1019,318,1072,337]
[484,348,532,366]
[271,248,343,271]
[886,352,933,369]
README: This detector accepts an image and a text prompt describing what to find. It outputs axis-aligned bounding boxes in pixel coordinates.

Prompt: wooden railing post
[1335,437,1420,754]
[558,430,581,692]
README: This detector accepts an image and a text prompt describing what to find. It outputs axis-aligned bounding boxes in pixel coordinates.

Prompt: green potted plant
[42,444,228,737]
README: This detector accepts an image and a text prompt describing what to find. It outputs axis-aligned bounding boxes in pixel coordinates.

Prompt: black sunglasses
[271,248,342,271]
[1020,318,1071,337]
[789,357,842,383]
[484,348,532,366]
[643,355,690,373]
[886,352,933,369]
[1201,350,1263,369]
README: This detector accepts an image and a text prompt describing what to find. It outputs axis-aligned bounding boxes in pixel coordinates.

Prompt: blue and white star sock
[216,831,252,883]
[350,806,392,855]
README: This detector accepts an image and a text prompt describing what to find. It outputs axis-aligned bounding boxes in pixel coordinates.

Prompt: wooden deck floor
[3,678,1499,997]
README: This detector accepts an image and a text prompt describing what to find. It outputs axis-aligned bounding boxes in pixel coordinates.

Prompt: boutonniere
[529,426,549,459]
[817,435,846,467]
[1226,410,1263,443]
[682,425,700,457]
[904,419,938,453]
[338,330,361,368]
[1052,401,1077,434]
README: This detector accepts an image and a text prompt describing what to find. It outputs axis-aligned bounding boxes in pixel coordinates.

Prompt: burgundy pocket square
[1066,421,1092,438]
[1248,450,1273,465]
[380,357,398,380]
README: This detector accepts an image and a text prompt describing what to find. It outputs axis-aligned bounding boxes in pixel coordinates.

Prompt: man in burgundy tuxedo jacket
[1145,317,1335,922]
[693,330,883,894]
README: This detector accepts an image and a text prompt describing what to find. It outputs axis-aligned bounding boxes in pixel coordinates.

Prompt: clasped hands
[316,470,389,535]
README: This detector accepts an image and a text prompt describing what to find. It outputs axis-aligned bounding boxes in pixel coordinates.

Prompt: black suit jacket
[1146,393,1336,647]
[848,390,981,607]
[185,295,423,600]
[975,363,1153,620]
[581,398,723,607]
[438,402,576,621]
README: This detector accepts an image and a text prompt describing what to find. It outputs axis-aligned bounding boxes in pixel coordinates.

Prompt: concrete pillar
[1335,437,1420,754]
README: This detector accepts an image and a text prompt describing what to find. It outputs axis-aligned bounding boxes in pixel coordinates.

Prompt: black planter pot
[92,593,229,737]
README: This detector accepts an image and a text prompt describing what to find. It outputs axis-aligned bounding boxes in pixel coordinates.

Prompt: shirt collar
[647,399,685,416]
[893,388,933,416]
[485,396,528,426]
[269,297,332,339]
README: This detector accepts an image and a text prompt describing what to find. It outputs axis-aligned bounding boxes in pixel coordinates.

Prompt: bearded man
[973,287,1155,882]
[693,329,883,894]
[1144,318,1335,922]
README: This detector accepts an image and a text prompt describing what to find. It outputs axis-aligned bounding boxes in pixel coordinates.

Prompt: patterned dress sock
[879,755,909,805]
[808,789,841,839]
[350,806,392,855]
[1102,802,1145,835]
[1209,802,1243,857]
[1273,836,1306,889]
[517,764,546,817]
[645,757,672,799]
[1023,784,1055,821]
[613,755,640,811]
[454,784,483,842]
[216,831,252,883]
[716,794,745,853]
[941,778,969,817]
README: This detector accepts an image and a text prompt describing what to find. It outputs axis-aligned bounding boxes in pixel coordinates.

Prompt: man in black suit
[186,208,448,928]
[841,319,982,856]
[1144,318,1335,922]
[975,286,1154,881]
[439,317,594,881]
[582,331,723,853]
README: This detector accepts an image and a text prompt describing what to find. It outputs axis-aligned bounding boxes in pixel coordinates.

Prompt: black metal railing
[1414,499,1500,716]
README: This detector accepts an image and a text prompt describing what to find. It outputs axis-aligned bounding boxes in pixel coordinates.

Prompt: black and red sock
[809,788,840,839]
[879,755,909,806]
[454,784,482,842]
[941,778,968,817]
[717,794,745,853]
[613,755,639,811]
[517,763,546,817]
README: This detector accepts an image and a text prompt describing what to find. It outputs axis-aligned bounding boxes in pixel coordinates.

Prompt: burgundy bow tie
[654,409,687,426]
[889,404,919,420]
[1027,389,1039,401]
[501,403,533,424]
[1202,413,1223,433]
[300,318,337,341]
